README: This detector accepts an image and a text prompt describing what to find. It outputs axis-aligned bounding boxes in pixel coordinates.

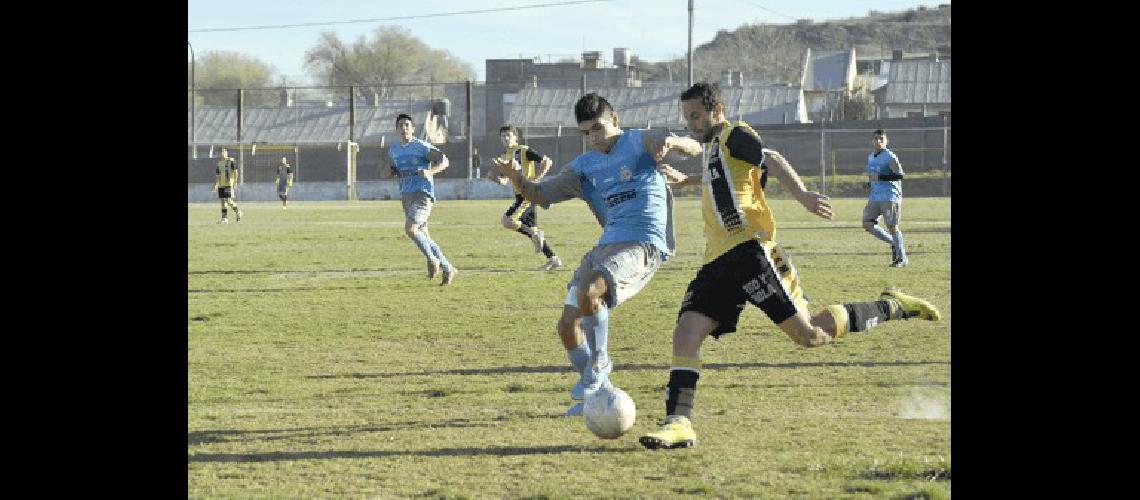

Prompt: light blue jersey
[541,129,671,259]
[388,139,440,199]
[868,148,903,202]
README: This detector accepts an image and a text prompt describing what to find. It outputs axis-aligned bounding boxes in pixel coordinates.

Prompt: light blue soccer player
[862,129,908,267]
[503,93,702,415]
[384,113,458,285]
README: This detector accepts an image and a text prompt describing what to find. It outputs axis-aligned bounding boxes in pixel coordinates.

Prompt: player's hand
[654,137,672,162]
[796,191,833,220]
[419,168,432,178]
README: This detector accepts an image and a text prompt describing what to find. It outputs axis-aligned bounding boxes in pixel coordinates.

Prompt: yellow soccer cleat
[639,415,697,450]
[880,287,941,321]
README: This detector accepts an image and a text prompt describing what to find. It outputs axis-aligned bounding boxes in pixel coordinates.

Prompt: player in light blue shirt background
[862,129,908,267]
[384,113,457,285]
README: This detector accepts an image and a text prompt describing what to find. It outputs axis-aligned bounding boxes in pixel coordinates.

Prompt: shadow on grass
[306,359,950,380]
[188,445,640,463]
[188,420,488,445]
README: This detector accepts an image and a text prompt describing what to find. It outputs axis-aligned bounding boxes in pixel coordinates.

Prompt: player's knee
[584,283,608,313]
[501,216,517,229]
[404,225,419,238]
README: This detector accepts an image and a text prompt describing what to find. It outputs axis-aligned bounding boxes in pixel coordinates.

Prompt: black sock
[842,300,899,332]
[542,242,554,258]
[222,208,228,218]
[665,369,700,419]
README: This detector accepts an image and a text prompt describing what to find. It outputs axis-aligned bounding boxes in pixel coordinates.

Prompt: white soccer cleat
[543,256,563,271]
[217,218,229,224]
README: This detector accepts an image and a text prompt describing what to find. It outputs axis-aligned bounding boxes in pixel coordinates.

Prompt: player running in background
[213,147,242,224]
[639,82,941,450]
[276,156,293,210]
[488,124,562,270]
[383,113,457,285]
[862,129,908,267]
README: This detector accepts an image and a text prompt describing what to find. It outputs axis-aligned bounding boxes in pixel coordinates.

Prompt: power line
[189,0,610,33]
[735,0,798,22]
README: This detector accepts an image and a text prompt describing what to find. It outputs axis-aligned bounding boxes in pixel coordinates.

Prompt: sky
[188,0,947,85]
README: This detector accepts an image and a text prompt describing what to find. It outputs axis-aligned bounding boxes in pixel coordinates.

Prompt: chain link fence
[189,82,949,199]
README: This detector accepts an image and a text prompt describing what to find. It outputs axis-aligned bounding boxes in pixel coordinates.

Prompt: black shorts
[678,239,809,338]
[504,195,538,226]
[217,187,233,199]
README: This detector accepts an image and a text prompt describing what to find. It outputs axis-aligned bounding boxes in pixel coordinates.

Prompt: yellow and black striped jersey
[216,158,239,188]
[499,145,544,195]
[699,121,776,264]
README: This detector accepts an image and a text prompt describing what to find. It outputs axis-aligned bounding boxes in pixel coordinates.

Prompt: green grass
[188,197,951,498]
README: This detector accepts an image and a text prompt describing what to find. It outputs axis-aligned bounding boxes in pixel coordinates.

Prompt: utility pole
[188,41,196,159]
[688,0,694,87]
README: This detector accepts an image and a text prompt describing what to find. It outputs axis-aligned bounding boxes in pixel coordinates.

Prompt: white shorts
[569,241,663,309]
[401,192,433,226]
[863,200,901,226]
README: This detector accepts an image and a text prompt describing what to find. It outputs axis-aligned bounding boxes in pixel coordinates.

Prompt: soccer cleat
[217,218,229,224]
[565,402,585,417]
[427,259,441,279]
[441,265,457,285]
[570,377,586,401]
[544,256,563,271]
[531,228,545,254]
[880,287,940,321]
[890,257,909,268]
[639,415,697,450]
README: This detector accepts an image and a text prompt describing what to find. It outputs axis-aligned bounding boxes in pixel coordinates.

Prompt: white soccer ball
[583,386,636,439]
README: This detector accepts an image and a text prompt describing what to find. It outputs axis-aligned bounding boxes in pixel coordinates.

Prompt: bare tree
[304,27,475,102]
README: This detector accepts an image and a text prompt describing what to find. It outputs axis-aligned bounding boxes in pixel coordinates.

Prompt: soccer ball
[583,386,636,439]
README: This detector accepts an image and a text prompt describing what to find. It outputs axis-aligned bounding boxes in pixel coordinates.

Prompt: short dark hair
[873,129,887,136]
[574,93,615,123]
[499,124,525,144]
[395,113,414,125]
[681,82,722,112]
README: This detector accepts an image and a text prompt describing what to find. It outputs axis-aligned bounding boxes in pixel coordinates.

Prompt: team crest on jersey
[619,166,632,182]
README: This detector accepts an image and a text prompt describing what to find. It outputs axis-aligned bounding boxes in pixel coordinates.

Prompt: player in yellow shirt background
[213,148,242,224]
[488,125,562,270]
[639,82,942,450]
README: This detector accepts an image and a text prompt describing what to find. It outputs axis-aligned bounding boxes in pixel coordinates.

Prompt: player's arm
[380,155,393,179]
[763,150,833,220]
[502,159,549,205]
[656,163,700,187]
[286,166,293,187]
[527,149,552,181]
[643,129,702,162]
[424,150,448,175]
[877,154,904,181]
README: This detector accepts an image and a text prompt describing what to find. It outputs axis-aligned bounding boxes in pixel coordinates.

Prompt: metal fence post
[466,80,473,180]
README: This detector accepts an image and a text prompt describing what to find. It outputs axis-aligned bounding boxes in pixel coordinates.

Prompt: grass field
[188,196,951,498]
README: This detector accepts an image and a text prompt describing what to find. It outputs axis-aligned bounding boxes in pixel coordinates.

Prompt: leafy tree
[842,85,876,121]
[188,50,278,106]
[303,26,475,101]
